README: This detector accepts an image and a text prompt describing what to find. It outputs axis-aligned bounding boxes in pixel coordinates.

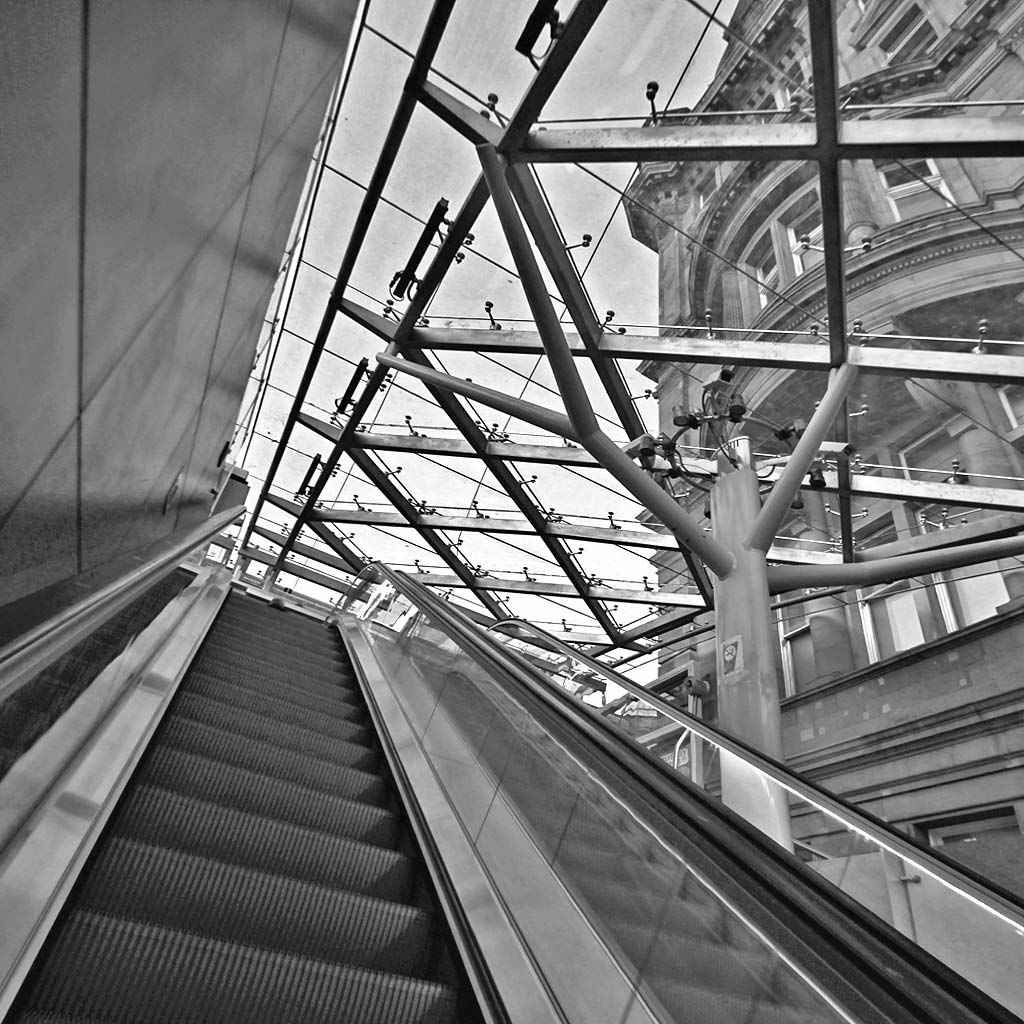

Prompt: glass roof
[231,0,1024,675]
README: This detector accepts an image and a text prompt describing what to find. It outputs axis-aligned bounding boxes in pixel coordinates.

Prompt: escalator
[5,592,480,1024]
[3,575,1021,1023]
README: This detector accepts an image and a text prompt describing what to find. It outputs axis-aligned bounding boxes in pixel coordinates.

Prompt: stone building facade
[624,0,1024,887]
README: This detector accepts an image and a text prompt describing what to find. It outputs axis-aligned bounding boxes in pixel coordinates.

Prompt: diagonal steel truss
[240,0,1024,672]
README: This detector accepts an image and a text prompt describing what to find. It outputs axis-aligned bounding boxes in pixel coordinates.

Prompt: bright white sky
[234,0,740,650]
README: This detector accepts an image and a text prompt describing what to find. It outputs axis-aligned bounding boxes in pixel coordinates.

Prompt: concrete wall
[0,0,357,612]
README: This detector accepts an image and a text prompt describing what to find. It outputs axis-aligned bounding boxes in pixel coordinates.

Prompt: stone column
[794,490,857,681]
[720,268,745,329]
[944,380,1024,482]
[842,161,880,247]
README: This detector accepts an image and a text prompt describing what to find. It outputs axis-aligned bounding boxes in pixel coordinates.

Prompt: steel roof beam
[512,118,1024,164]
[830,472,1024,513]
[301,414,1024,515]
[301,414,606,467]
[298,503,840,565]
[338,310,1024,384]
[302,413,724,473]
[399,572,703,607]
[311,507,673,548]
[856,512,1024,562]
[252,526,360,575]
[242,0,458,555]
[242,547,355,595]
[805,1,855,563]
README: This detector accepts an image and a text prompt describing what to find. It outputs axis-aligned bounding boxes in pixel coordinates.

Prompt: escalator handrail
[373,563,1024,938]
[367,565,1017,1024]
[0,504,245,705]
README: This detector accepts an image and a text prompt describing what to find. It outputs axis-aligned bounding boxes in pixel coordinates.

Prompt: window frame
[874,157,953,220]
[874,3,939,64]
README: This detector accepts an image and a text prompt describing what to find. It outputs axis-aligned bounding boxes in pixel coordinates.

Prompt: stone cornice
[788,751,1021,822]
[624,0,1016,251]
[785,688,1024,783]
[753,213,1024,338]
[639,217,1024,381]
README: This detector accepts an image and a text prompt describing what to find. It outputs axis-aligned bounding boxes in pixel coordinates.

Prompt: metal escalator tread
[193,659,366,712]
[17,913,458,1024]
[111,786,416,901]
[172,689,374,758]
[7,594,467,1024]
[137,745,401,844]
[76,838,436,977]
[159,716,381,789]
[187,671,367,721]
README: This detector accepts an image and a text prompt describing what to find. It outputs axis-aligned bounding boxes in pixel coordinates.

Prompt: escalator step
[173,691,373,758]
[158,717,379,793]
[137,747,399,845]
[111,785,415,901]
[212,621,346,661]
[189,648,349,688]
[193,660,364,712]
[188,670,365,722]
[75,838,436,977]
[180,676,367,737]
[19,912,459,1024]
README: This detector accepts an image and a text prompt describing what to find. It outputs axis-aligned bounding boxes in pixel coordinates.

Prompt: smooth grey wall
[0,0,356,607]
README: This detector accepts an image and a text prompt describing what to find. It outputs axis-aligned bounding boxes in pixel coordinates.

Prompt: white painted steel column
[710,440,793,849]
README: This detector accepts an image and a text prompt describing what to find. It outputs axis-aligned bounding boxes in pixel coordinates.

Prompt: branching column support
[767,532,1024,593]
[746,365,859,552]
[475,144,735,580]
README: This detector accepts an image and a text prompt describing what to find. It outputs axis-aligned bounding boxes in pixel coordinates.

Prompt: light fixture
[646,80,659,123]
[728,394,747,423]
[390,198,449,300]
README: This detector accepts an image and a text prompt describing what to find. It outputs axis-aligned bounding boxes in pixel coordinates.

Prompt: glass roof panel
[429,1,538,118]
[540,1,814,126]
[232,0,1024,678]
